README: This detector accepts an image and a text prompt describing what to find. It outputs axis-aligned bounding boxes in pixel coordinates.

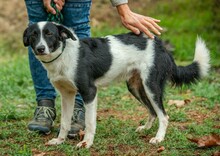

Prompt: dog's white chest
[43,60,76,89]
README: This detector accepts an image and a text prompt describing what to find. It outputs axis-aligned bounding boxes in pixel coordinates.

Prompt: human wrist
[116,3,131,17]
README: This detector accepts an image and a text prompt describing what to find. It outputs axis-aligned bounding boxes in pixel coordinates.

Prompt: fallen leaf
[34,153,46,156]
[213,125,220,129]
[32,149,46,156]
[157,146,165,153]
[168,99,191,108]
[212,151,220,156]
[187,134,220,148]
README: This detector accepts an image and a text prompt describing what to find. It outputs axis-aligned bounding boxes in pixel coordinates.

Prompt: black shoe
[28,99,56,134]
[67,102,85,139]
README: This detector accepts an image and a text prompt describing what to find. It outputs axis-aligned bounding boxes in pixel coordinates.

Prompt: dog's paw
[149,137,164,144]
[135,125,146,132]
[45,138,65,146]
[136,124,153,132]
[76,139,93,148]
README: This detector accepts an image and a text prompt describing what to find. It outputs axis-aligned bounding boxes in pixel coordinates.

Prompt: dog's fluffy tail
[171,37,210,86]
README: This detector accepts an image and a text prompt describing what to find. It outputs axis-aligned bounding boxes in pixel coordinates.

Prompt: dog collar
[42,41,66,64]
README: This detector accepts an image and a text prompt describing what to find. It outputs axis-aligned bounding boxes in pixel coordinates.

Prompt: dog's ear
[23,27,30,47]
[55,24,76,41]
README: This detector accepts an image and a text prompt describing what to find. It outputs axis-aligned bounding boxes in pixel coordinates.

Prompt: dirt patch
[109,143,139,154]
[187,104,220,124]
[32,148,66,156]
[97,106,147,123]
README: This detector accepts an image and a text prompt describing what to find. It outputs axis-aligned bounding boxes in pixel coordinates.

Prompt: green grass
[0,0,220,155]
[0,44,219,156]
[0,57,220,156]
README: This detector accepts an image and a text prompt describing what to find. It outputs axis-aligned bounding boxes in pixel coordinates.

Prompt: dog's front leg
[77,94,97,148]
[47,86,76,145]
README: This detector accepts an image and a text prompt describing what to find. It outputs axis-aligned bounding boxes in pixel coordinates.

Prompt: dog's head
[23,22,76,55]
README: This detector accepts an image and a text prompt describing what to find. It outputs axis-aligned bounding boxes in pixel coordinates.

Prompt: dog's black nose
[37,45,45,53]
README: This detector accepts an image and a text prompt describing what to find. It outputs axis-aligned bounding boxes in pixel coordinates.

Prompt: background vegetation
[0,0,219,155]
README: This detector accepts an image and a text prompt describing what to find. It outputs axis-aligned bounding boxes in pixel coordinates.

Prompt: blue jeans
[24,0,91,106]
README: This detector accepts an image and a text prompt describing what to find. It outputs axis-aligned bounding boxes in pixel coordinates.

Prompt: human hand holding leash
[43,0,65,14]
[116,4,163,39]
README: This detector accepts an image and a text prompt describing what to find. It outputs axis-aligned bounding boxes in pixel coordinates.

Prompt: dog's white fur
[194,37,210,77]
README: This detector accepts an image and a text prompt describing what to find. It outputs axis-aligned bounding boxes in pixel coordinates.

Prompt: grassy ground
[0,0,220,155]
[0,54,219,155]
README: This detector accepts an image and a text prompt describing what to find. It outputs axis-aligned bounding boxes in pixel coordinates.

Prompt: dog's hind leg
[46,81,76,145]
[126,70,157,132]
[136,113,156,132]
[143,81,169,144]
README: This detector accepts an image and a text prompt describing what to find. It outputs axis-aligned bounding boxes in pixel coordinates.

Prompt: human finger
[134,13,163,31]
[43,0,56,14]
[129,13,158,38]
[130,20,154,38]
[145,17,163,31]
[138,24,154,39]
[54,0,65,11]
[125,23,141,35]
[142,20,161,36]
[56,4,63,11]
[149,17,161,23]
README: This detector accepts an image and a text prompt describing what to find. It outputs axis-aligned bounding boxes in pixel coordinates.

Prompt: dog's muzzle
[36,45,46,55]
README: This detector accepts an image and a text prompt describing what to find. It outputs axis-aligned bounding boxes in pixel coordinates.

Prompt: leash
[47,1,64,24]
[42,1,65,64]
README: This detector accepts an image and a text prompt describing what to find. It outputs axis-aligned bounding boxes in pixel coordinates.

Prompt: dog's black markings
[114,32,148,50]
[23,24,41,48]
[75,38,112,103]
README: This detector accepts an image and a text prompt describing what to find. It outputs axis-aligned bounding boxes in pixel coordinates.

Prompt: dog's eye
[30,31,38,40]
[32,31,38,37]
[45,31,53,36]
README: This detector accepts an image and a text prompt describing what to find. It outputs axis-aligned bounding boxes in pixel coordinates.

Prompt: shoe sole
[27,121,54,135]
[28,129,51,135]
[28,126,52,135]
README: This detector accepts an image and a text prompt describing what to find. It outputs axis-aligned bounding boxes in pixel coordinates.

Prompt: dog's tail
[170,37,210,86]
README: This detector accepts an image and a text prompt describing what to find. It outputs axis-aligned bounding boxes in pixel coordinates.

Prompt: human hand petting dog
[43,1,161,39]
[116,4,163,39]
[43,0,65,14]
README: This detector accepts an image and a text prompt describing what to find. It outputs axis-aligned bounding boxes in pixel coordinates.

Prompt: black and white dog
[23,22,210,148]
